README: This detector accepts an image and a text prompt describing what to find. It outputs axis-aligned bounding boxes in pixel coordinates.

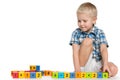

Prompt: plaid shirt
[69,26,108,62]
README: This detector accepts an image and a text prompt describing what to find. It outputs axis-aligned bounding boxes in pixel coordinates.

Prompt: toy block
[64,72,70,78]
[52,72,58,78]
[86,72,92,78]
[97,72,102,78]
[24,71,30,78]
[44,70,52,76]
[58,72,64,78]
[102,72,108,78]
[11,71,19,78]
[92,72,97,78]
[41,70,44,76]
[75,72,81,78]
[36,65,40,71]
[19,71,25,78]
[70,72,75,78]
[30,72,36,78]
[81,72,86,78]
[30,65,36,71]
[36,72,42,78]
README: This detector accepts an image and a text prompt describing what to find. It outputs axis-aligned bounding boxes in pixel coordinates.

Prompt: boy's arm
[72,44,80,72]
[100,44,111,76]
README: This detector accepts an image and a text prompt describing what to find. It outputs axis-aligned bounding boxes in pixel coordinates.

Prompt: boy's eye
[83,20,87,22]
[78,20,81,22]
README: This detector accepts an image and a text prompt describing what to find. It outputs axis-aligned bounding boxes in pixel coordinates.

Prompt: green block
[86,72,92,78]
[52,72,58,78]
[102,72,108,78]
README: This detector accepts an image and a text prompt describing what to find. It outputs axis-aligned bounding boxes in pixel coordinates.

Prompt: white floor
[10,76,120,80]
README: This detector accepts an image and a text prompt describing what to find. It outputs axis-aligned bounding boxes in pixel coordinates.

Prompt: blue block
[30,72,36,78]
[36,65,40,71]
[97,72,102,78]
[58,72,64,78]
[70,72,75,78]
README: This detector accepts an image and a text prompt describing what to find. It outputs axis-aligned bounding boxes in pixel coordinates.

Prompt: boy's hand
[102,64,112,77]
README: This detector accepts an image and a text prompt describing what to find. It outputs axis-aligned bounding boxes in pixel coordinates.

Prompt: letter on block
[81,72,86,78]
[19,71,25,78]
[11,71,19,78]
[92,72,97,78]
[30,65,36,71]
[52,72,58,78]
[30,72,36,78]
[102,72,108,78]
[58,72,64,78]
[97,72,102,78]
[24,71,30,78]
[86,72,92,78]
[75,72,81,78]
[36,72,42,78]
[70,72,75,78]
[64,72,70,78]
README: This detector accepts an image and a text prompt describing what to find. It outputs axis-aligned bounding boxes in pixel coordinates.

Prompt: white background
[0,0,120,79]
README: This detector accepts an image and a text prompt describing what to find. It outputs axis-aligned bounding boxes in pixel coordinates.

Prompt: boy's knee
[81,38,93,47]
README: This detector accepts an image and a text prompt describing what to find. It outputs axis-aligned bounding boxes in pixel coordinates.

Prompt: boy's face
[77,13,97,33]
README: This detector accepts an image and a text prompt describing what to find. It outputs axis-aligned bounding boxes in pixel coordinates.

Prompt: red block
[11,71,19,78]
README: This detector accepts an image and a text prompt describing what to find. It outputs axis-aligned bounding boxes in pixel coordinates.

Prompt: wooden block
[44,70,52,76]
[102,72,108,78]
[81,72,86,78]
[58,72,64,78]
[97,72,102,78]
[75,72,81,78]
[24,71,30,78]
[64,72,70,78]
[30,65,36,71]
[30,72,36,78]
[52,72,58,78]
[36,72,42,78]
[86,72,92,78]
[92,72,97,78]
[36,65,40,71]
[70,72,75,78]
[19,71,25,78]
[11,71,19,78]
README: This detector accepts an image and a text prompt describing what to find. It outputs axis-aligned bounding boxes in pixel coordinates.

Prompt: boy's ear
[93,17,97,24]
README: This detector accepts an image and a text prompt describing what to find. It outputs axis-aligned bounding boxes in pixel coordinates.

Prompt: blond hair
[77,2,97,18]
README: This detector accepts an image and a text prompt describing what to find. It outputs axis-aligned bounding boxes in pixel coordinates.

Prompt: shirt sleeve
[99,30,109,47]
[69,30,80,45]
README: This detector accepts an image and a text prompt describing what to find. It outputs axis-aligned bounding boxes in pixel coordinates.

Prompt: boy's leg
[79,38,93,67]
[108,62,118,77]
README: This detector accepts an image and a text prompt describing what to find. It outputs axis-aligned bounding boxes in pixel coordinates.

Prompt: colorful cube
[92,72,97,78]
[11,71,19,78]
[75,72,81,78]
[70,72,75,78]
[30,72,36,78]
[36,72,42,78]
[36,65,40,71]
[52,72,58,78]
[30,65,36,71]
[86,72,92,78]
[19,71,25,78]
[81,72,86,78]
[102,72,108,78]
[24,71,30,78]
[97,72,102,78]
[64,72,70,78]
[58,72,64,78]
[44,70,52,76]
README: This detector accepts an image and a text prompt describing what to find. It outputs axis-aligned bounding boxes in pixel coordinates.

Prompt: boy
[69,2,118,77]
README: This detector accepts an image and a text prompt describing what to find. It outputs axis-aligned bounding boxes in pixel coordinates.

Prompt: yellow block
[30,65,36,71]
[92,72,97,78]
[75,72,81,78]
[36,72,42,78]
[19,71,25,78]
[81,72,86,78]
[64,72,70,78]
[24,71,30,78]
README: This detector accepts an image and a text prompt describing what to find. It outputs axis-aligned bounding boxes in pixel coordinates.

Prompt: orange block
[44,70,52,76]
[24,71,30,78]
[75,72,81,78]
